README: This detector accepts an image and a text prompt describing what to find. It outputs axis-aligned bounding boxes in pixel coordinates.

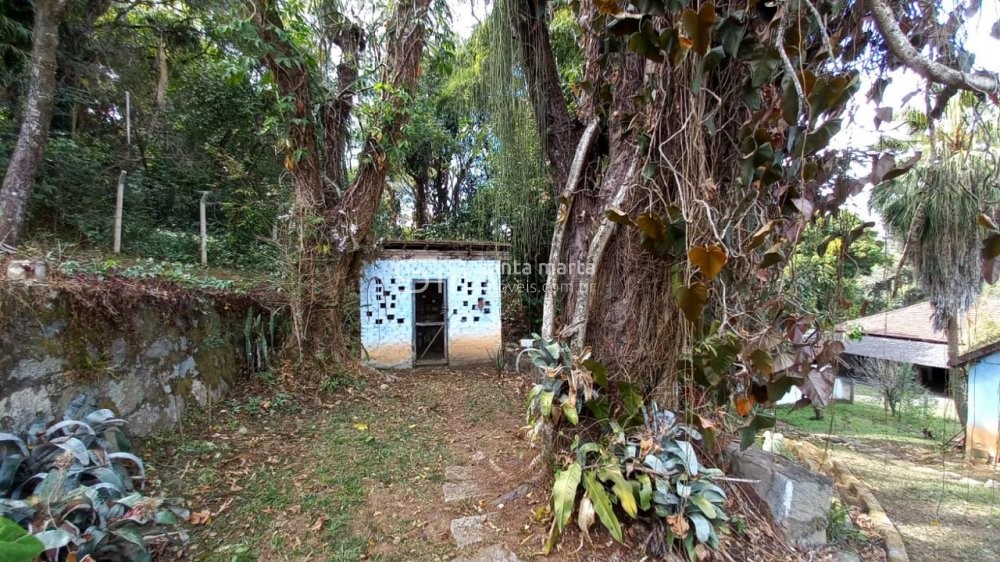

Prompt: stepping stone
[445,466,476,481]
[444,481,486,503]
[450,514,491,548]
[452,544,520,562]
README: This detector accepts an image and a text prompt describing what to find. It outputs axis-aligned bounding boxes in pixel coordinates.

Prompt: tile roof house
[838,298,1000,461]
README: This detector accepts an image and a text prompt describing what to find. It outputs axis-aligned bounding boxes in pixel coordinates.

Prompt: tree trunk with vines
[253,0,431,367]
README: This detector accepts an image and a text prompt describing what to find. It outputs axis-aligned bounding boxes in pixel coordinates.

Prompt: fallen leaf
[667,513,689,537]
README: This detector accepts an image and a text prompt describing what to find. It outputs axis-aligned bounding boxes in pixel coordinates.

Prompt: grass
[777,395,961,449]
[146,388,454,561]
[776,388,1000,561]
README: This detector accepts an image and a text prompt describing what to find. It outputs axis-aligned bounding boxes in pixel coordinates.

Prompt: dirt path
[799,437,1000,562]
[143,368,635,561]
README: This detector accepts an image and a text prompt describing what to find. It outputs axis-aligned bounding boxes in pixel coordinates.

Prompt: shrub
[0,407,187,561]
[859,359,921,417]
[522,336,729,559]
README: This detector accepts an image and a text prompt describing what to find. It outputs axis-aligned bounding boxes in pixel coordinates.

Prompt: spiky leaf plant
[1,409,187,561]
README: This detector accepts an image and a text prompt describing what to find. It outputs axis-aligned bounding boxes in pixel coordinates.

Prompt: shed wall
[360,258,502,368]
[967,351,1000,460]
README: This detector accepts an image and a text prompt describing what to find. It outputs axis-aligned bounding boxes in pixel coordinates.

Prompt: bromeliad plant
[548,403,729,559]
[520,335,600,434]
[0,407,187,562]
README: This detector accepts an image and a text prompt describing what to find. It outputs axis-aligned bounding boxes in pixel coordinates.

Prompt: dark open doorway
[413,280,447,365]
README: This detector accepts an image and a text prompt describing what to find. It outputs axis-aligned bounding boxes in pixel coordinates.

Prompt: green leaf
[781,74,800,125]
[539,391,555,418]
[690,495,717,519]
[717,11,746,57]
[659,27,691,67]
[749,349,773,375]
[552,463,583,532]
[583,472,623,542]
[562,400,580,425]
[582,359,608,389]
[739,413,776,450]
[692,46,725,94]
[750,47,780,88]
[628,24,664,63]
[689,512,712,543]
[636,474,653,510]
[681,2,716,56]
[674,282,708,323]
[0,517,44,562]
[599,468,639,518]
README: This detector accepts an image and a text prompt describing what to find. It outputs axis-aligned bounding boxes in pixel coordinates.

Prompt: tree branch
[868,0,999,94]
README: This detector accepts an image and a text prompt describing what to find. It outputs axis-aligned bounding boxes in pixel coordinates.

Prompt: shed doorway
[413,279,447,365]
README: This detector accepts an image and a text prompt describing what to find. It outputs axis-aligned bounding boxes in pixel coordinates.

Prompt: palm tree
[870,92,1000,426]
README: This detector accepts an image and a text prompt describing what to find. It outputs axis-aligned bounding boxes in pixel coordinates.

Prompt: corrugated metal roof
[839,298,1000,348]
[842,334,950,369]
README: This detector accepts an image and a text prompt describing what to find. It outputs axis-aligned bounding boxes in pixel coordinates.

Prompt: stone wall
[1,282,265,436]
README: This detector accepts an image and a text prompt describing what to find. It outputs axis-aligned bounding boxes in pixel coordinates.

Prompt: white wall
[967,351,1000,460]
[360,258,503,368]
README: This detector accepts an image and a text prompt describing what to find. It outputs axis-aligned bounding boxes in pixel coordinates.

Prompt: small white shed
[359,240,508,368]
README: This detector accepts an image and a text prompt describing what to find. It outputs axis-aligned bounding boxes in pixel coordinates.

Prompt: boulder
[726,445,833,548]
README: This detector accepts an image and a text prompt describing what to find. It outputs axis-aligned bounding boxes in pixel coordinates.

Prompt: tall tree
[499,0,999,404]
[871,96,1000,425]
[251,0,432,362]
[0,0,68,249]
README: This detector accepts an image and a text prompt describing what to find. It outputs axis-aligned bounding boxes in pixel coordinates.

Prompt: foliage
[857,359,921,418]
[0,406,187,562]
[789,213,889,320]
[521,338,728,557]
[0,516,43,562]
[548,405,729,559]
[521,336,603,432]
[871,97,1000,328]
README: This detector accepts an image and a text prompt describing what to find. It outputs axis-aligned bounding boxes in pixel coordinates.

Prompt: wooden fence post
[113,170,126,254]
[199,191,210,266]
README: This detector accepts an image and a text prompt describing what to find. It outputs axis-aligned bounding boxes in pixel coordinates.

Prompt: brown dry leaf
[667,514,689,537]
[310,515,329,532]
[189,509,212,525]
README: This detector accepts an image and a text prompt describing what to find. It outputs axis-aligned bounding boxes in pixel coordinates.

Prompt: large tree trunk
[0,0,67,249]
[254,0,430,365]
[514,0,709,394]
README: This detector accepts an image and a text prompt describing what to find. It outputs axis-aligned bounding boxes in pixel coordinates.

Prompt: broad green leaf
[552,463,582,532]
[562,401,580,425]
[583,472,623,542]
[674,282,708,323]
[582,359,608,389]
[717,11,746,57]
[689,512,712,543]
[689,495,717,519]
[539,391,555,417]
[680,2,716,56]
[750,47,780,88]
[0,517,44,562]
[659,27,691,67]
[599,469,638,518]
[781,74,800,125]
[636,474,653,510]
[692,46,725,94]
[739,413,776,449]
[749,349,773,375]
[628,29,664,63]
